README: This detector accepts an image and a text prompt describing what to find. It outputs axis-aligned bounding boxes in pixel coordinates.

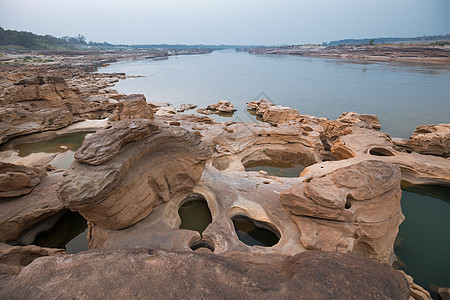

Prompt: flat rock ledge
[0,249,410,300]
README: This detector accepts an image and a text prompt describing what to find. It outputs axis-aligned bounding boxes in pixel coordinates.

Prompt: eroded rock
[405,124,450,157]
[0,162,46,198]
[0,249,410,299]
[111,94,154,121]
[281,160,403,265]
[59,119,213,229]
[262,105,300,125]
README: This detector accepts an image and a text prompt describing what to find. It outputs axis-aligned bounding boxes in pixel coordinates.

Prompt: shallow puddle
[178,195,212,234]
[245,160,305,177]
[33,211,88,254]
[395,185,450,293]
[13,131,93,157]
[232,216,280,247]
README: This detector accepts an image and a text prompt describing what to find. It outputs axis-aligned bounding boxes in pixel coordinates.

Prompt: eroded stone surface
[0,162,46,198]
[405,124,450,157]
[0,173,64,244]
[111,94,154,121]
[281,160,403,265]
[0,249,410,300]
[59,119,213,229]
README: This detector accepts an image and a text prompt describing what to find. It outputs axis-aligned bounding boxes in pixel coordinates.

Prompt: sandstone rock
[400,271,432,300]
[280,160,404,265]
[0,243,63,277]
[0,173,65,244]
[111,94,154,121]
[59,119,213,229]
[177,103,197,112]
[197,100,236,115]
[405,124,450,157]
[262,105,300,125]
[0,162,46,198]
[247,99,274,115]
[0,249,410,299]
[337,112,381,130]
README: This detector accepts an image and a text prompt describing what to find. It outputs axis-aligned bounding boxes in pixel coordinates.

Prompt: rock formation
[281,160,403,265]
[197,100,236,115]
[0,173,64,244]
[404,124,450,157]
[59,119,213,229]
[111,94,154,121]
[0,249,410,299]
[0,162,46,198]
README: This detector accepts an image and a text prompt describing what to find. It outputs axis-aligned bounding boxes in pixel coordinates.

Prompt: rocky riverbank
[247,44,450,64]
[0,51,449,299]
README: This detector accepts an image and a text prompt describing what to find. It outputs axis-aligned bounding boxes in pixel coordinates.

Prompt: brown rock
[247,99,274,115]
[0,242,63,277]
[0,173,65,244]
[111,94,154,121]
[0,249,410,299]
[59,120,213,229]
[197,100,236,115]
[0,162,46,198]
[281,160,404,264]
[405,124,450,157]
[337,112,381,130]
[262,105,300,125]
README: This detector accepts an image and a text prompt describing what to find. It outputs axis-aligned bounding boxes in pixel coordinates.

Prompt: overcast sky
[1,0,449,45]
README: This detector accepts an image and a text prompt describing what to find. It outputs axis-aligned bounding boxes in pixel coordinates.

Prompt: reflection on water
[178,195,212,234]
[232,216,280,247]
[395,185,450,292]
[245,161,305,177]
[14,131,93,157]
[33,211,88,254]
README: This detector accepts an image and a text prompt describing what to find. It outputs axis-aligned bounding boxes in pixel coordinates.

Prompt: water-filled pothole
[178,194,212,234]
[232,215,280,247]
[244,160,305,177]
[32,211,88,254]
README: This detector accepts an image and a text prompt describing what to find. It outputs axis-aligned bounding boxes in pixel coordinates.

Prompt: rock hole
[304,177,313,183]
[345,194,354,209]
[231,215,280,247]
[244,160,305,178]
[369,147,395,156]
[190,240,215,252]
[178,194,212,234]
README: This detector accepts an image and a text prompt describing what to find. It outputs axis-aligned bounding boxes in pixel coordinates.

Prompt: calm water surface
[99,50,450,138]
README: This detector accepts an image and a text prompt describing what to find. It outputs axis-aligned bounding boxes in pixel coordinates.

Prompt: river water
[99,50,450,138]
[99,50,450,292]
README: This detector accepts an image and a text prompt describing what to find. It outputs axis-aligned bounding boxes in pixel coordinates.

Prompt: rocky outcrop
[247,99,274,115]
[59,119,213,229]
[0,162,46,198]
[197,100,236,115]
[177,103,197,112]
[0,243,63,277]
[111,94,154,121]
[404,124,450,157]
[337,112,381,130]
[281,160,403,265]
[0,173,64,244]
[262,105,300,125]
[0,249,410,299]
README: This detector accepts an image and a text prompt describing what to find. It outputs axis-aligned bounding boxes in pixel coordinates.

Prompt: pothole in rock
[178,194,212,234]
[244,160,305,177]
[231,215,280,247]
[190,239,215,252]
[369,147,395,156]
[32,211,88,254]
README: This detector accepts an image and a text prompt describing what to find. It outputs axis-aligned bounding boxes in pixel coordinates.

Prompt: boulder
[111,94,154,121]
[281,160,404,265]
[0,173,65,244]
[177,103,197,112]
[197,100,236,115]
[262,105,300,125]
[405,124,450,157]
[0,249,410,299]
[59,119,213,229]
[337,112,381,130]
[247,99,274,115]
[0,162,46,198]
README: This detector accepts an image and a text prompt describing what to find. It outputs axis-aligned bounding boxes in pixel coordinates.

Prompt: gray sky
[1,0,449,45]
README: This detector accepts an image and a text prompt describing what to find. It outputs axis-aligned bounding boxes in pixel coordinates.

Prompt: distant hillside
[325,34,450,46]
[0,27,92,50]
